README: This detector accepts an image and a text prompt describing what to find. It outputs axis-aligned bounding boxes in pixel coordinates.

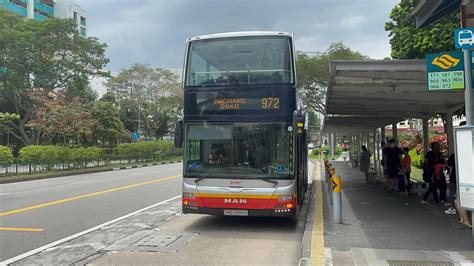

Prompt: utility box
[454,125,474,210]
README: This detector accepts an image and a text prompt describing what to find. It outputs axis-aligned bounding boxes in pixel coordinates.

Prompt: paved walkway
[322,161,474,265]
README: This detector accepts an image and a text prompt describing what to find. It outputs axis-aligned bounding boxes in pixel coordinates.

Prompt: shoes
[421,200,429,205]
[445,208,456,215]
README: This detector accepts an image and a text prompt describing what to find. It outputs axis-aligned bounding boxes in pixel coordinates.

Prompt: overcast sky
[77,0,399,73]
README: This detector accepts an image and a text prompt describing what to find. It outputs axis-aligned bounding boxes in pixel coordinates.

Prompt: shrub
[0,146,14,170]
[115,141,182,162]
[71,147,102,168]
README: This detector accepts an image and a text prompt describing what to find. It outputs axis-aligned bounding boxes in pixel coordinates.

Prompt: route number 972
[261,97,280,109]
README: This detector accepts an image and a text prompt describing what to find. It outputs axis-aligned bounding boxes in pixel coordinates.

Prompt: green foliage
[71,147,102,168]
[0,112,20,124]
[19,145,101,169]
[409,148,423,168]
[385,0,459,59]
[105,64,183,138]
[0,9,109,145]
[296,42,368,115]
[91,101,125,147]
[312,145,342,156]
[115,141,183,162]
[0,145,13,167]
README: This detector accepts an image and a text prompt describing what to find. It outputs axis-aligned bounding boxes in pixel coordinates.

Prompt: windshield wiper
[194,174,217,184]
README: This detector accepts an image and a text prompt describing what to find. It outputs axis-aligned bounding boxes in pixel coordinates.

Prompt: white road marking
[70,180,95,185]
[0,193,10,196]
[0,195,181,266]
[128,172,146,176]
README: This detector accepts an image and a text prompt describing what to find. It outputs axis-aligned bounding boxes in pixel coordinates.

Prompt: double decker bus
[175,31,307,218]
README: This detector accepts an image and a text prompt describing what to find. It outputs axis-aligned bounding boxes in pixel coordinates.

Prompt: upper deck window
[185,36,294,87]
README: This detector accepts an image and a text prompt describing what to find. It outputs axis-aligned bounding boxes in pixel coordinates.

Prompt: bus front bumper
[182,205,296,217]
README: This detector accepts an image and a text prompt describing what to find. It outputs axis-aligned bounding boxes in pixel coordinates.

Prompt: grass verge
[309,153,341,161]
[0,156,183,184]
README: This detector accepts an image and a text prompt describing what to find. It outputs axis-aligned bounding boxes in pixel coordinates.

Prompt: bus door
[293,110,306,205]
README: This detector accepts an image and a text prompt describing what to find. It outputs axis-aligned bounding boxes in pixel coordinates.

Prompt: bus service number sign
[427,71,465,90]
[426,51,465,91]
[212,97,280,110]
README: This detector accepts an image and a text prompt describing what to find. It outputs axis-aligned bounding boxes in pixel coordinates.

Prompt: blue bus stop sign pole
[454,28,474,125]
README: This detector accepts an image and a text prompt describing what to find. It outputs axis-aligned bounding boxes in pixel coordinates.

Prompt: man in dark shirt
[383,139,403,192]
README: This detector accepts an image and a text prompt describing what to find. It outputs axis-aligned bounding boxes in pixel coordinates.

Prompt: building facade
[0,0,87,36]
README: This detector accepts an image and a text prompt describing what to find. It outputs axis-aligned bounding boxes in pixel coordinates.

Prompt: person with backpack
[421,142,444,204]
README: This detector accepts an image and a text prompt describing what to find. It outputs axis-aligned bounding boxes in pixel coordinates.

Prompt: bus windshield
[186,36,294,87]
[185,122,293,178]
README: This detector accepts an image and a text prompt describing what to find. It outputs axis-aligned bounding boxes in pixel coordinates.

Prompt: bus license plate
[223,209,248,216]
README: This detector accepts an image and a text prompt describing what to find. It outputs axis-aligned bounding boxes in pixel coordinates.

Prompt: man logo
[224,198,247,204]
[431,54,461,70]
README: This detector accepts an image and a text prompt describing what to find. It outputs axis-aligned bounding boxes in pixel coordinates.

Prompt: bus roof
[187,31,293,42]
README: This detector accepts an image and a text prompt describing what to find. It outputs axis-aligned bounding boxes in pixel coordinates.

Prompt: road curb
[0,160,183,184]
[299,159,323,266]
[300,180,317,264]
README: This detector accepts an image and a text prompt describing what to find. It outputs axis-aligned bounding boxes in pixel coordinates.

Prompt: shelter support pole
[464,48,474,126]
[366,131,370,148]
[422,117,429,154]
[372,129,377,172]
[381,127,386,144]
[375,129,380,174]
[446,112,454,155]
[392,123,398,142]
[348,133,353,160]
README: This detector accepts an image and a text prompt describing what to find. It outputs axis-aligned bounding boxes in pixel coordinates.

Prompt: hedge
[312,145,343,156]
[0,146,14,170]
[14,141,182,173]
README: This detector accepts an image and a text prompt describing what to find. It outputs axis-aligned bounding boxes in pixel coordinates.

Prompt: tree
[385,0,459,59]
[297,42,368,115]
[0,9,109,145]
[106,64,183,138]
[91,101,125,147]
[27,92,95,145]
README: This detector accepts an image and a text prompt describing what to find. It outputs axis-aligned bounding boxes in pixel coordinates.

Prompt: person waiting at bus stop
[421,142,444,204]
[359,145,371,183]
[383,139,403,193]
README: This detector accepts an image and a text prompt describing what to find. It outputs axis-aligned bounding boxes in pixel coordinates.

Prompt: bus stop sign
[426,51,465,91]
[455,28,474,49]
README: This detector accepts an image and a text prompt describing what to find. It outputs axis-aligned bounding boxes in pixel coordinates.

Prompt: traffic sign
[455,28,474,49]
[426,51,465,91]
[131,132,140,141]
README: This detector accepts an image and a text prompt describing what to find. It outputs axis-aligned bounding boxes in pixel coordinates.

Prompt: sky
[78,0,400,74]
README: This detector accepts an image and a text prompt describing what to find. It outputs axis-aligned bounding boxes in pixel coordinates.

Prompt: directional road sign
[131,132,140,141]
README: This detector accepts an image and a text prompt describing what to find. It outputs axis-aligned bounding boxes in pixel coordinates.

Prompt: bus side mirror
[174,120,184,148]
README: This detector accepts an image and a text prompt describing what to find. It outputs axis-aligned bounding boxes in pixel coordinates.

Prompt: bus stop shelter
[322,59,469,174]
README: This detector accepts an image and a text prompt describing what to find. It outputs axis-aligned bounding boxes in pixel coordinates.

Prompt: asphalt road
[0,163,183,261]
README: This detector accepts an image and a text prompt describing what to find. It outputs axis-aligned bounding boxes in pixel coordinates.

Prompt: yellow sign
[431,54,461,70]
[331,176,341,192]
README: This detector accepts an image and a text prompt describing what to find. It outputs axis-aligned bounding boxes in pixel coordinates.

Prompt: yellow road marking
[0,227,45,232]
[0,175,180,218]
[311,161,325,265]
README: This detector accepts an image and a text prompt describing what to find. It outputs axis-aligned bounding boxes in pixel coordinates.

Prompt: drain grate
[104,231,197,253]
[387,260,454,266]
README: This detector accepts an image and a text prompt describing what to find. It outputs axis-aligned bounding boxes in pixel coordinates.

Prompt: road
[0,163,182,261]
[0,163,307,264]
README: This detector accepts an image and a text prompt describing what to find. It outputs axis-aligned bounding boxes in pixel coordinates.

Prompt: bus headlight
[278,195,294,201]
[183,192,196,199]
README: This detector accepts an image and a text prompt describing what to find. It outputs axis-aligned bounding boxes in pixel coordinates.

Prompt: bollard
[332,175,342,223]
[328,167,336,205]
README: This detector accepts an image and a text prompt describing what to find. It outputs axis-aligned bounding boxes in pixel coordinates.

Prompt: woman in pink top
[402,148,412,194]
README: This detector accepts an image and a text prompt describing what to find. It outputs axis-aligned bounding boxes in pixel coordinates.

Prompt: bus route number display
[212,97,280,110]
[427,71,465,90]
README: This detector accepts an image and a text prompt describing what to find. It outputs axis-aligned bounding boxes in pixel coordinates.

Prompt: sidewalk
[322,161,474,265]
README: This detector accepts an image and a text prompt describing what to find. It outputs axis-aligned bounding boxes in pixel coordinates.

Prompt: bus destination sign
[210,97,280,110]
[426,51,465,91]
